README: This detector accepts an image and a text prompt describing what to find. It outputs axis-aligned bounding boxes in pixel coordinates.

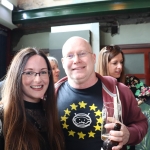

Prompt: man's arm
[119,83,148,145]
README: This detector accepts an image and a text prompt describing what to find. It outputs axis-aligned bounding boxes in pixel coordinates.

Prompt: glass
[65,51,93,60]
[22,70,51,79]
[101,102,121,141]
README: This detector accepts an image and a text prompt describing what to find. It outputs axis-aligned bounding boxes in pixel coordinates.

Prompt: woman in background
[47,56,60,83]
[0,47,64,150]
[96,45,150,104]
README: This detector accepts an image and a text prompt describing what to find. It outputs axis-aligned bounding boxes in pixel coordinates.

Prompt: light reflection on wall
[111,2,127,10]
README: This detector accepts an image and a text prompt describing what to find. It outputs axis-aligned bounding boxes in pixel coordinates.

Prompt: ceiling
[11,1,150,34]
[0,0,147,49]
[12,11,150,35]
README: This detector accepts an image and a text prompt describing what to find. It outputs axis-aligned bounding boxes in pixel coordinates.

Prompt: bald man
[55,36,147,150]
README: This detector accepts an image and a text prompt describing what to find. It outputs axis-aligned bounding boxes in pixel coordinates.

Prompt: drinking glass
[101,102,121,141]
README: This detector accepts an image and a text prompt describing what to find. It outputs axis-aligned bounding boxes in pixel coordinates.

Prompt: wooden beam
[12,0,150,24]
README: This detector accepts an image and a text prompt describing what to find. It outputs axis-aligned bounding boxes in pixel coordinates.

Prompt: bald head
[62,36,92,57]
[61,36,96,88]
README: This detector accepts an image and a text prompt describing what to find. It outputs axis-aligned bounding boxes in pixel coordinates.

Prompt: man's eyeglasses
[22,70,51,79]
[65,51,93,60]
[105,45,121,52]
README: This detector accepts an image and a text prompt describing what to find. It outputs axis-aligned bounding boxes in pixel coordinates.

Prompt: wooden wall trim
[119,43,150,49]
[122,49,150,53]
[100,43,150,50]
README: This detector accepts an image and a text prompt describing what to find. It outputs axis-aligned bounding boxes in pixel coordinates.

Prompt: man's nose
[73,54,81,62]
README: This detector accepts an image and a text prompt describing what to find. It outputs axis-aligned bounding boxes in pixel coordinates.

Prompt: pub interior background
[1,1,150,150]
[0,0,150,83]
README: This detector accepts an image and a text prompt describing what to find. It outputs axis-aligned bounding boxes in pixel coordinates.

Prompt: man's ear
[93,53,96,63]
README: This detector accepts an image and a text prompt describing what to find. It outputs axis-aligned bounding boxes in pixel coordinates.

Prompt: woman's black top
[0,100,50,150]
[25,100,50,150]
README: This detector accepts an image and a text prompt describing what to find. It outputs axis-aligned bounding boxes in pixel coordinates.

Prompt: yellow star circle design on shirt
[64,108,71,115]
[94,124,101,131]
[61,115,68,122]
[96,117,103,124]
[94,110,102,116]
[88,131,96,137]
[62,122,69,129]
[78,101,87,108]
[60,101,102,139]
[89,104,97,111]
[68,130,75,136]
[78,132,86,139]
[70,103,78,110]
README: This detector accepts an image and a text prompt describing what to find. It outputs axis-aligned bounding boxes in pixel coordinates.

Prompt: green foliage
[135,103,150,150]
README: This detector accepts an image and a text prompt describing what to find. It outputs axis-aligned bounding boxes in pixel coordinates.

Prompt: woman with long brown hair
[0,47,64,150]
[96,45,125,83]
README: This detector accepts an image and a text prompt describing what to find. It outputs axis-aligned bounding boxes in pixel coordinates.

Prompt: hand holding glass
[101,102,121,141]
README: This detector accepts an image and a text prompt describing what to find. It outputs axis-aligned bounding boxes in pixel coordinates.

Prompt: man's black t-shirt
[57,79,103,150]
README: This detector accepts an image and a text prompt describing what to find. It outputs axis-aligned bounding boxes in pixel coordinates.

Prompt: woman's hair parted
[96,45,125,83]
[1,47,64,150]
[47,56,59,66]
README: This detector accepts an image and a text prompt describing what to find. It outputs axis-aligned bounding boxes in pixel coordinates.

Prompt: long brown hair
[1,47,64,150]
[96,45,125,83]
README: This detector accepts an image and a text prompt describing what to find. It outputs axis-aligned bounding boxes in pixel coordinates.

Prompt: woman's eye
[41,71,47,75]
[26,71,33,75]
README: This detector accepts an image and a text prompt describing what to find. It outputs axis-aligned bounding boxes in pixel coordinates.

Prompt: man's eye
[67,54,74,59]
[80,52,86,56]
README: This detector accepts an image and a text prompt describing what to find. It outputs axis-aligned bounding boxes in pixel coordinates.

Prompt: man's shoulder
[96,73,118,91]
[96,73,129,95]
[55,74,119,92]
[96,73,117,84]
[55,76,68,91]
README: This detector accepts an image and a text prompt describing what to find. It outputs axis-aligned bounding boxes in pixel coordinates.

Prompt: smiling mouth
[31,85,43,89]
[73,66,85,70]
